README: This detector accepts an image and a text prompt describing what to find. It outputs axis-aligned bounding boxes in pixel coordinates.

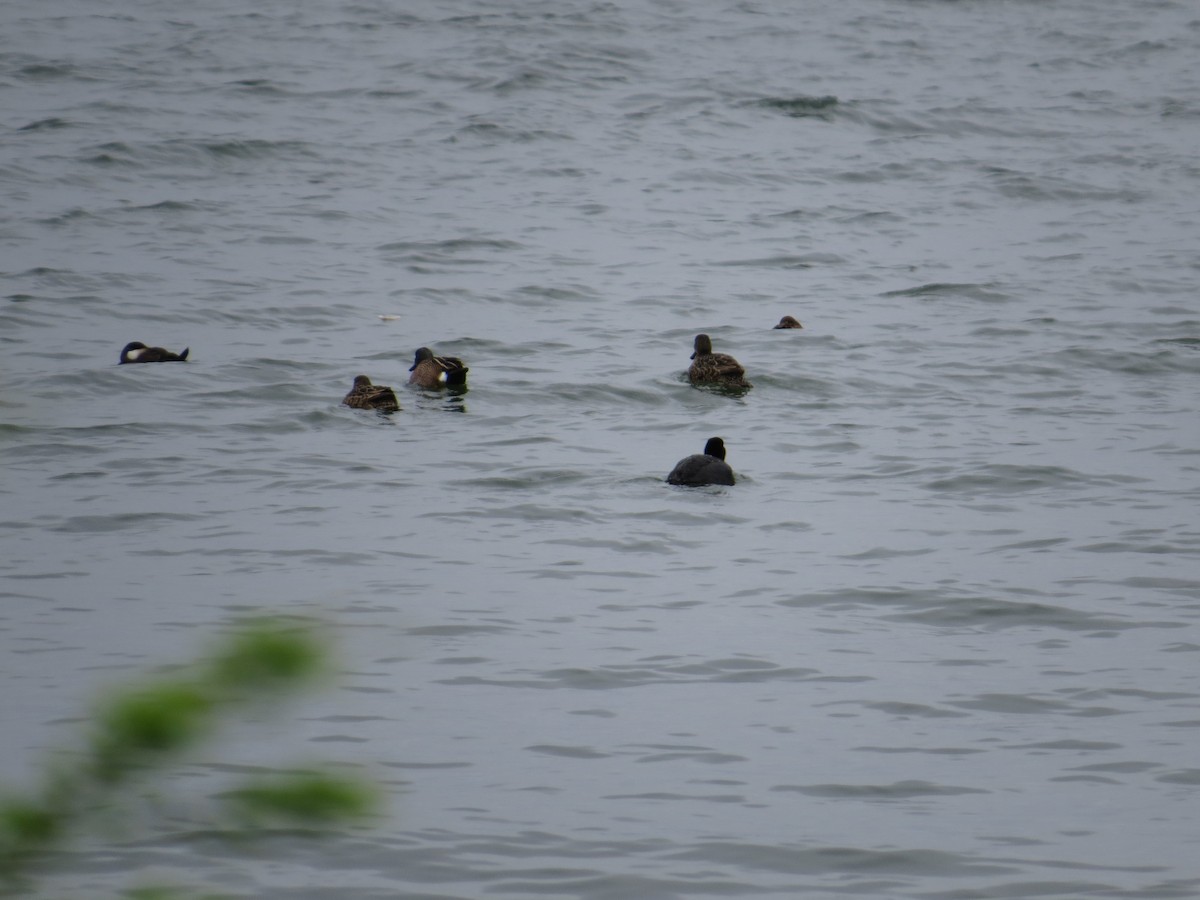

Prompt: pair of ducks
[342,347,468,413]
[675,317,802,485]
[688,315,804,389]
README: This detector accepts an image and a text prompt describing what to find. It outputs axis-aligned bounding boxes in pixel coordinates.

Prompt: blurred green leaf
[0,798,61,863]
[0,617,379,894]
[221,771,378,826]
[123,887,225,900]
[90,682,216,782]
[207,621,327,695]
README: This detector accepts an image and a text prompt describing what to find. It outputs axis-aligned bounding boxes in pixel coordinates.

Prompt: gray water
[3,0,1200,897]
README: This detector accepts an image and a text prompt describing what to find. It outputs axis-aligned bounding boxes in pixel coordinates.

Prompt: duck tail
[179,347,190,361]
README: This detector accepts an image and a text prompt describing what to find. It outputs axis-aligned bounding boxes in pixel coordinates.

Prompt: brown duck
[688,334,751,388]
[773,315,803,329]
[408,347,468,388]
[342,375,400,412]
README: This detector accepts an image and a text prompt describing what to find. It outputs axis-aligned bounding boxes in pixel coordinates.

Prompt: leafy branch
[0,619,379,891]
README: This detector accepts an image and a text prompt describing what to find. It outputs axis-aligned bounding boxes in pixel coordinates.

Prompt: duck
[408,347,468,388]
[119,341,189,364]
[688,334,751,388]
[342,375,400,412]
[773,315,803,329]
[666,437,736,486]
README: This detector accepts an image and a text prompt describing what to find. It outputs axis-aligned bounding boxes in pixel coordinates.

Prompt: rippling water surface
[3,0,1200,897]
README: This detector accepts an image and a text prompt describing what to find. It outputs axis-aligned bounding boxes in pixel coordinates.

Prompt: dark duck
[666,437,736,486]
[120,341,189,363]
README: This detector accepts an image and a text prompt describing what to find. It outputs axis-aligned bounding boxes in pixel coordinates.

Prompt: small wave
[405,624,511,637]
[772,780,988,799]
[984,166,1147,203]
[714,253,844,269]
[837,546,935,561]
[446,119,572,143]
[81,138,317,169]
[35,208,97,226]
[755,94,839,120]
[438,656,834,690]
[17,117,71,131]
[947,693,1104,716]
[201,138,315,159]
[511,283,601,305]
[1153,337,1200,349]
[665,842,1012,877]
[49,511,202,534]
[16,62,91,81]
[376,237,522,265]
[448,468,593,490]
[882,282,1011,303]
[227,78,288,95]
[1161,98,1200,119]
[923,463,1133,496]
[134,199,204,212]
[1059,344,1200,375]
[1157,769,1200,785]
[778,586,1168,634]
[525,744,610,759]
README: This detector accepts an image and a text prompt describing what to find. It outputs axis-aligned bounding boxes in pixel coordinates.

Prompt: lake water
[2,0,1199,897]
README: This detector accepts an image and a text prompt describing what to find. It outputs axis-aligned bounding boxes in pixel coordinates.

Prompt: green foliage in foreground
[0,619,379,890]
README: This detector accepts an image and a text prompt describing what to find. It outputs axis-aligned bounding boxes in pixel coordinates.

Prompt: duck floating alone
[667,437,736,486]
[688,334,751,388]
[119,341,189,364]
[773,315,803,329]
[342,375,400,412]
[408,347,468,388]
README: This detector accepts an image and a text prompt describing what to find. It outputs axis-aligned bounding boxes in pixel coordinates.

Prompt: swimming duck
[119,341,189,363]
[342,375,400,412]
[408,347,468,388]
[667,437,736,486]
[688,334,751,388]
[773,315,803,329]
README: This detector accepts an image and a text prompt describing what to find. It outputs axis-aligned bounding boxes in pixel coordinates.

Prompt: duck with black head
[666,437,736,486]
[773,315,803,329]
[119,341,189,363]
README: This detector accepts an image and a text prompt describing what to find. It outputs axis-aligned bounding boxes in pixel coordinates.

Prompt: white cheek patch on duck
[438,370,448,382]
[125,348,144,361]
